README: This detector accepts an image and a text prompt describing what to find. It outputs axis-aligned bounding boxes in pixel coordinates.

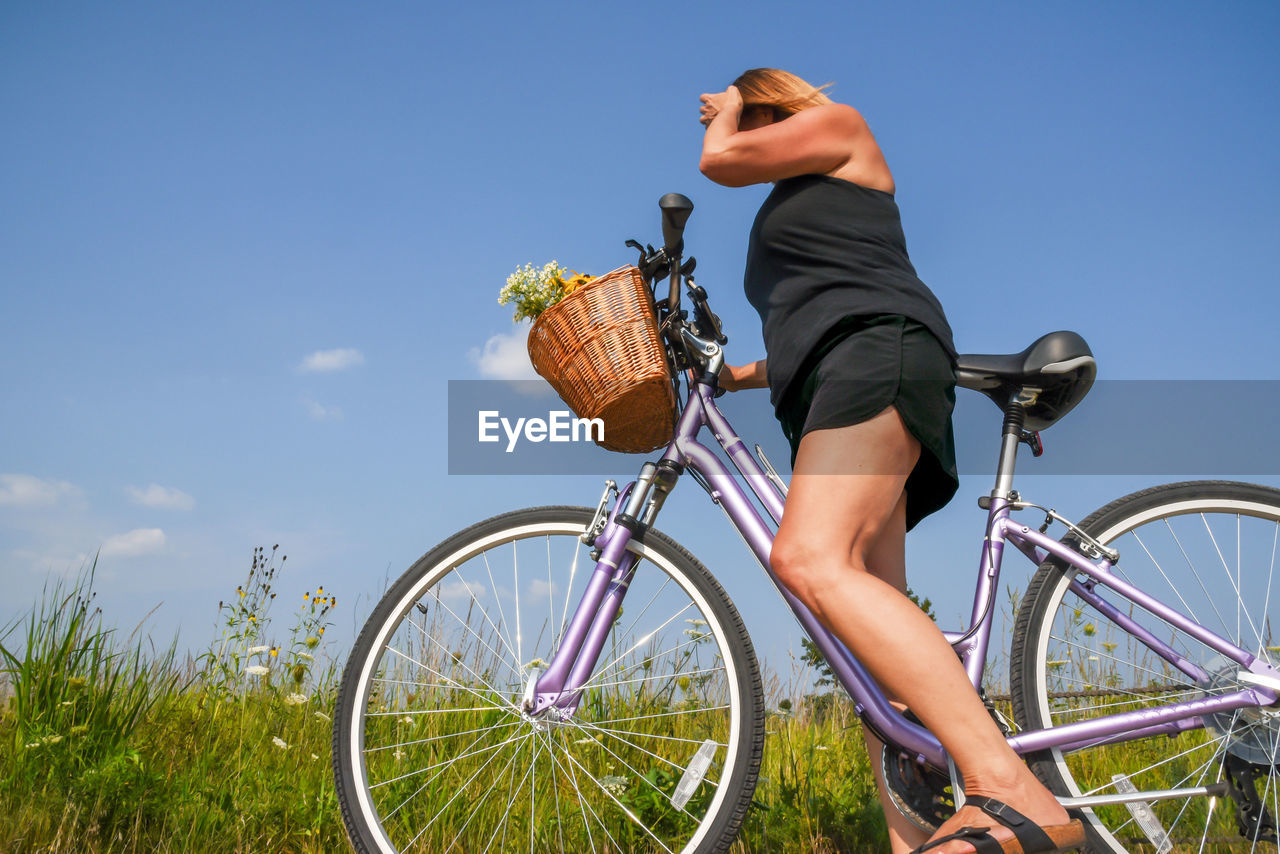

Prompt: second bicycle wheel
[1012,480,1280,853]
[333,505,764,854]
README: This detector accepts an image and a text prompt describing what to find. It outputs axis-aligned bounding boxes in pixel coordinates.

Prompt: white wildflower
[399,716,414,725]
[248,645,270,654]
[310,753,319,761]
[600,774,628,795]
[24,742,40,749]
[284,692,309,705]
[393,748,406,761]
[42,734,63,745]
[314,711,331,723]
[245,664,269,676]
[297,652,314,661]
[272,736,288,750]
[684,619,708,628]
[815,745,829,751]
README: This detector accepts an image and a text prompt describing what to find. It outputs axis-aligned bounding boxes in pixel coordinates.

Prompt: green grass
[1,559,1263,853]
[0,559,896,853]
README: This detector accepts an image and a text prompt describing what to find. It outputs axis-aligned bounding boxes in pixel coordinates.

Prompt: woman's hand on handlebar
[719,360,768,392]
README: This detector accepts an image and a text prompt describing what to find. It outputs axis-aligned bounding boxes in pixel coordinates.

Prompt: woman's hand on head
[699,85,744,128]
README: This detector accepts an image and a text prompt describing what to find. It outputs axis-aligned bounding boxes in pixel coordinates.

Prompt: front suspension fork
[525,463,681,716]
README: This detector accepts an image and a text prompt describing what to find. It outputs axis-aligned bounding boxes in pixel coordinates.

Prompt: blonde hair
[732,68,833,120]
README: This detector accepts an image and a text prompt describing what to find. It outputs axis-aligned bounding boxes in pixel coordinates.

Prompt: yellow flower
[318,627,325,637]
[270,646,279,658]
[315,586,324,596]
[303,593,309,601]
[305,636,320,649]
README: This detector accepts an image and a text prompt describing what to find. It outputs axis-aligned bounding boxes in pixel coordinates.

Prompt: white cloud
[101,528,166,558]
[469,326,540,381]
[529,578,559,599]
[0,474,81,507]
[304,399,344,421]
[299,348,365,373]
[126,484,195,511]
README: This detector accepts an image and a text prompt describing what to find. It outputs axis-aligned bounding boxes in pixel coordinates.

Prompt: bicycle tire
[1011,480,1280,853]
[333,506,765,854]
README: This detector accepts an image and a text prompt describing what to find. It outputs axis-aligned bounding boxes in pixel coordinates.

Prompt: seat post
[991,401,1026,498]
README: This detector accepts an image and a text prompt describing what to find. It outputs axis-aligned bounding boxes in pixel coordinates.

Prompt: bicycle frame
[530,372,1280,784]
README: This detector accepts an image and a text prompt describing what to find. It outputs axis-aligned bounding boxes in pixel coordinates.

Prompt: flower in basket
[498,261,594,322]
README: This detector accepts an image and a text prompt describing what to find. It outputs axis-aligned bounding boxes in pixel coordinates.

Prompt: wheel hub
[1201,658,1280,765]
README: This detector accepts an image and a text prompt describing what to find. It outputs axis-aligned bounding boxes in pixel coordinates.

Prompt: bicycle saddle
[955,330,1096,431]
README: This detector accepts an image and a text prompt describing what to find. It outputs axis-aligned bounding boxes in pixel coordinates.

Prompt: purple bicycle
[334,195,1280,853]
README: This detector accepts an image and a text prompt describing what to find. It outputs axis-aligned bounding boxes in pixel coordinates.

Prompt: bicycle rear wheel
[333,506,764,854]
[1012,481,1280,853]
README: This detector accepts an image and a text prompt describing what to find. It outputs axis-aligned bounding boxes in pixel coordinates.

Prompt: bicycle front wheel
[1012,481,1280,853]
[333,506,764,854]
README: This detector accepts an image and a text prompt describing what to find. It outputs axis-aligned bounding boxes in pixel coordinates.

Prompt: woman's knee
[771,533,861,616]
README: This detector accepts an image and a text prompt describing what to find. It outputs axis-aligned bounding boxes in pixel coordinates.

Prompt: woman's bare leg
[772,408,1069,854]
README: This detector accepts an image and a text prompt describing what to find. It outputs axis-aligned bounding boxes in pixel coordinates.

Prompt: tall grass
[0,552,896,852]
[3,554,1251,852]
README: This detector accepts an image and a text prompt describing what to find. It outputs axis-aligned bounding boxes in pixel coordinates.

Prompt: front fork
[524,462,682,717]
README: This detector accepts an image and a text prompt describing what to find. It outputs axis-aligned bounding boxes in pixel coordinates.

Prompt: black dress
[743,174,959,530]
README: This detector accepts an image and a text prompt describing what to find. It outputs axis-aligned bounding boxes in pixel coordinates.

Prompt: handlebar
[627,192,728,381]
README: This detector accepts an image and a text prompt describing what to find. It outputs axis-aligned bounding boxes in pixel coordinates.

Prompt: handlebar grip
[659,193,694,255]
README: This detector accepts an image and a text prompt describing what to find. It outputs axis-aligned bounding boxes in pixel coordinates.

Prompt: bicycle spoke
[383,643,519,715]
[555,536,584,651]
[1259,523,1280,657]
[556,742,681,854]
[545,732,620,853]
[512,541,524,670]
[580,623,713,694]
[482,736,533,854]
[545,730,567,854]
[1163,521,1236,645]
[441,732,533,853]
[364,718,521,754]
[404,729,535,848]
[576,601,697,692]
[380,722,517,823]
[1202,513,1266,652]
[583,663,727,692]
[589,704,733,727]
[570,716,723,788]
[371,728,527,791]
[414,582,523,682]
[479,548,521,676]
[1047,632,1190,686]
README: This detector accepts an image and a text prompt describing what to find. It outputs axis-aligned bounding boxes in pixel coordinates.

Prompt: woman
[699,68,1084,854]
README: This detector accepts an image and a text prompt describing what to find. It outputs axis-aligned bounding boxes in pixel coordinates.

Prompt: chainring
[882,746,954,833]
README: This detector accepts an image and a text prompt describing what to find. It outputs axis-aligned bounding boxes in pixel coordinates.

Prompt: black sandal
[911,795,1085,853]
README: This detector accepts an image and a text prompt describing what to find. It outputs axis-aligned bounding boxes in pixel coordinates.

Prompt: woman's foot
[917,768,1075,853]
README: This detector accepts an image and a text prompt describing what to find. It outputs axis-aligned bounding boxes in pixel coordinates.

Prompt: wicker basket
[527,265,675,453]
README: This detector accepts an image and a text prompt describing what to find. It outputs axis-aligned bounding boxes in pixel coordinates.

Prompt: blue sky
[3,2,1279,677]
